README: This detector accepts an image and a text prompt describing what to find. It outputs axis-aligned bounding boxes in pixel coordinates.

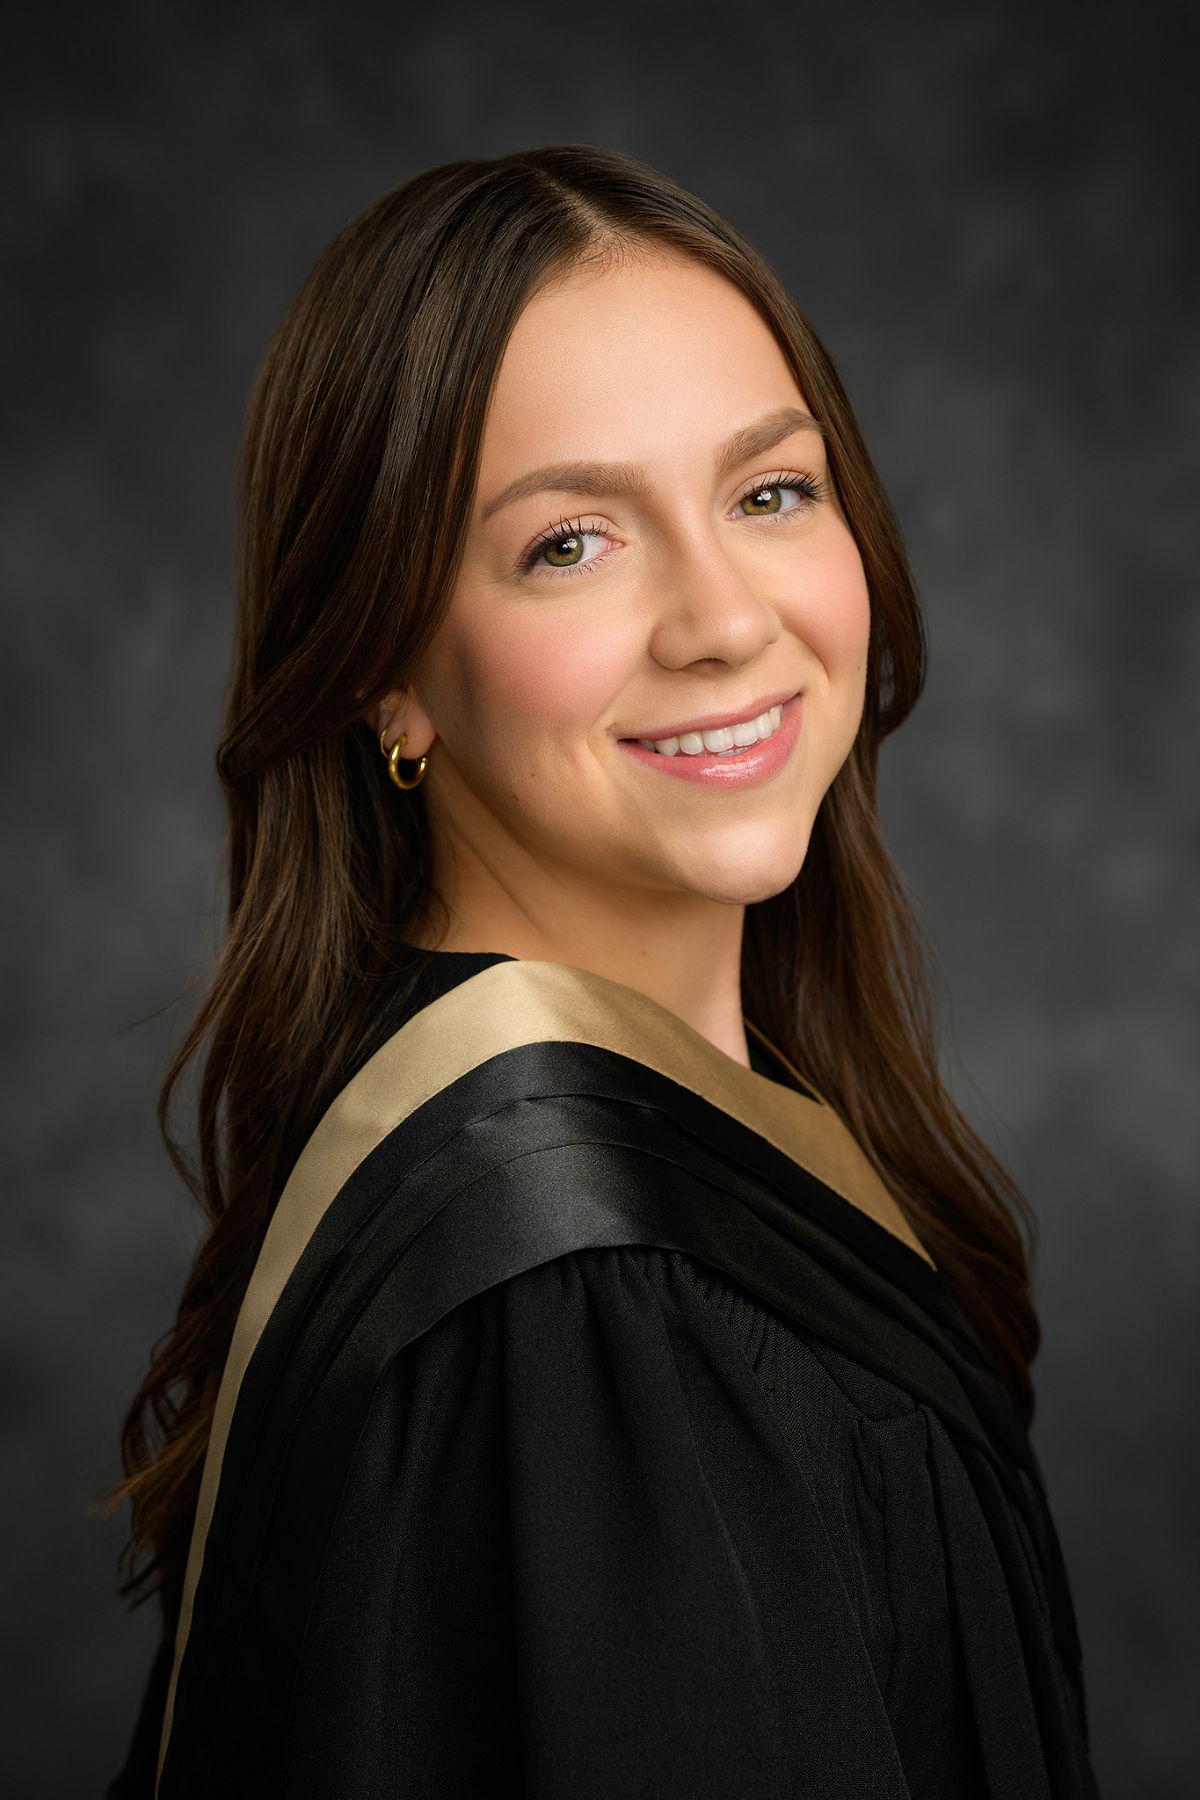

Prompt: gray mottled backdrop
[2,1,1196,1793]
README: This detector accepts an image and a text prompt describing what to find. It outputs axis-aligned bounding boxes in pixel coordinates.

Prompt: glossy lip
[617,693,804,788]
[619,689,798,745]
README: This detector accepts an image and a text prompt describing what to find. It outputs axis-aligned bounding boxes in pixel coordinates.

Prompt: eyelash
[516,472,826,576]
[734,470,826,512]
[518,517,612,576]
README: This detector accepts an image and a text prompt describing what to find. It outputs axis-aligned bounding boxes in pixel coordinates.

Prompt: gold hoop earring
[380,730,427,791]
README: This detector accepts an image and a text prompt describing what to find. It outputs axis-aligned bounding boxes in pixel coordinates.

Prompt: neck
[413,824,751,1068]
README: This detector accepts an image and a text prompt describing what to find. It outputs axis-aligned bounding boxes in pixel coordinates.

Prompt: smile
[619,694,802,789]
[635,704,784,758]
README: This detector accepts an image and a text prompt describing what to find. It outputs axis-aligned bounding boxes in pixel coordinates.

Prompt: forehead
[480,253,808,475]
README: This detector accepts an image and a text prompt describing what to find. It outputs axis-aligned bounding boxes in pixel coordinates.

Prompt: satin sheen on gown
[109,952,1098,1799]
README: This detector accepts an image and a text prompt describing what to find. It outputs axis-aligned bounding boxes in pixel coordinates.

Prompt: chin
[677,824,815,908]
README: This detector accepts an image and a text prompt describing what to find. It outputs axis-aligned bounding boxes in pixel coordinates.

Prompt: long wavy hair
[111,145,1038,1622]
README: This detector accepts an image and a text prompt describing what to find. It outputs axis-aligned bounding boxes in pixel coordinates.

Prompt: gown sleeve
[280,1244,918,1800]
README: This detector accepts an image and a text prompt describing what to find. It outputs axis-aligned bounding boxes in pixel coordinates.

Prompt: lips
[618,694,803,789]
[636,704,783,759]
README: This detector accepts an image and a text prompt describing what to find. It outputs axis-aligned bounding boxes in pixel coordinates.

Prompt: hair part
[109,145,1038,1620]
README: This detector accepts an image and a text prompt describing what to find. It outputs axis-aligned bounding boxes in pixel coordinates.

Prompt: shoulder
[390,1243,919,1520]
[237,998,984,1494]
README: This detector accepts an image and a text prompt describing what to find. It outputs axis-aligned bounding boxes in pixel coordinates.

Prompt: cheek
[425,594,636,760]
[789,527,872,684]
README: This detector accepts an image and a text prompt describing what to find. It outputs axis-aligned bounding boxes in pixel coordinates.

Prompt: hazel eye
[543,532,587,566]
[738,483,804,517]
[526,525,611,573]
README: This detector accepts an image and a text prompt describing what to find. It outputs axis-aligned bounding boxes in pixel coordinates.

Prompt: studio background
[3,3,1196,1795]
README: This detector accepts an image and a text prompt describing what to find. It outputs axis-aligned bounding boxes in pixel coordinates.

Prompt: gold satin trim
[158,959,927,1783]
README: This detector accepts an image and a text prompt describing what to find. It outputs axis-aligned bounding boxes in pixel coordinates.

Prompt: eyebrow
[480,405,824,522]
[482,459,650,521]
[713,405,824,482]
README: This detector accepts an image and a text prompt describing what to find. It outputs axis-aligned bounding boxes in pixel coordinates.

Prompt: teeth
[702,726,735,752]
[639,703,787,755]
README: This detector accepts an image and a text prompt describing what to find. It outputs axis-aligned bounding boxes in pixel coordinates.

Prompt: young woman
[108,146,1097,1798]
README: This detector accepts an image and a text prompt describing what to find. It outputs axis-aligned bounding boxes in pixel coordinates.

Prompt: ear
[371,687,437,758]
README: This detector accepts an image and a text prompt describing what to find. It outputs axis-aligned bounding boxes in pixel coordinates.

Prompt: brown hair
[112,145,1037,1620]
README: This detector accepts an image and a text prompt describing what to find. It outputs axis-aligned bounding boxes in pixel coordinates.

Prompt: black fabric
[106,1638,173,1800]
[326,949,515,1098]
[112,956,1098,1799]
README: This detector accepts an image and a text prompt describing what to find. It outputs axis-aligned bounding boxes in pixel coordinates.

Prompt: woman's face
[405,252,871,912]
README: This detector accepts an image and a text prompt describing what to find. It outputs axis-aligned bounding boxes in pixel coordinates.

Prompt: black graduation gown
[111,955,1098,1800]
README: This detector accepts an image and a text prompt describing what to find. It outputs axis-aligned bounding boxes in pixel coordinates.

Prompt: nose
[647,533,780,674]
